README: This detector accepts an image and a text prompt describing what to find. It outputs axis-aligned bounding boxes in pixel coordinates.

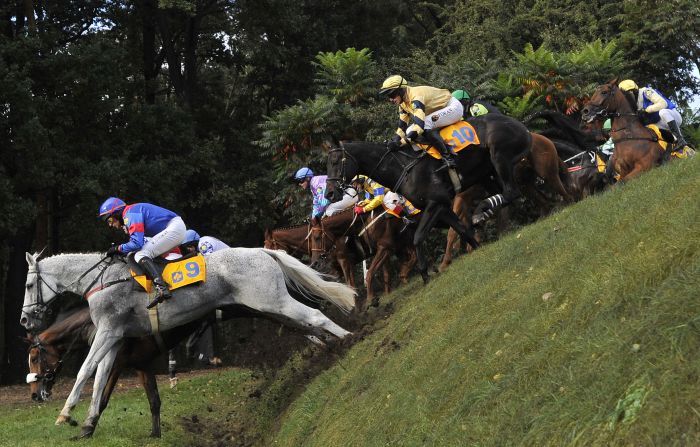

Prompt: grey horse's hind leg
[56,328,122,427]
[276,295,350,339]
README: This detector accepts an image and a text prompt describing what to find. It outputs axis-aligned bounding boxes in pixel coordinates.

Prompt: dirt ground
[0,366,228,407]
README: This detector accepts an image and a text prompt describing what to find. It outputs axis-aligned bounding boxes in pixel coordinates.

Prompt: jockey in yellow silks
[351,175,386,215]
[379,75,464,168]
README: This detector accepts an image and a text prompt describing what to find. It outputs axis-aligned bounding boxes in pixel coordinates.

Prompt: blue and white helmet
[294,167,314,182]
[183,229,200,244]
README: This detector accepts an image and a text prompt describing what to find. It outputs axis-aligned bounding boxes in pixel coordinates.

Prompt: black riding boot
[667,120,688,151]
[426,129,457,169]
[139,257,172,309]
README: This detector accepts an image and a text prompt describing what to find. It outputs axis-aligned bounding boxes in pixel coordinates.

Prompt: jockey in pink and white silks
[98,197,186,308]
[294,167,328,221]
[618,79,689,151]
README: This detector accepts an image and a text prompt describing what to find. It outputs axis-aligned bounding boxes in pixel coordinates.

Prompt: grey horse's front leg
[56,328,121,428]
[76,339,123,439]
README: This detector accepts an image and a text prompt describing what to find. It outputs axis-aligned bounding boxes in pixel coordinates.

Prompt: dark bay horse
[309,208,417,309]
[26,306,206,437]
[326,114,534,281]
[581,79,667,181]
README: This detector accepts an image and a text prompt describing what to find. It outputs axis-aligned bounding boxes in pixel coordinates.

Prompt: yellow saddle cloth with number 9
[416,121,481,159]
[131,254,206,293]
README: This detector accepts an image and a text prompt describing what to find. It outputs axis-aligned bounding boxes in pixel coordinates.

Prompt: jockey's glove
[106,244,119,257]
[637,109,648,121]
[353,205,365,215]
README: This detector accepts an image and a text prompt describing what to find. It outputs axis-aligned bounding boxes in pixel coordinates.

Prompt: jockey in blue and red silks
[98,197,187,309]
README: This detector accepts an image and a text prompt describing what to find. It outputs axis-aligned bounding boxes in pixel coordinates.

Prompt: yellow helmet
[379,75,407,97]
[618,79,639,91]
[351,174,367,184]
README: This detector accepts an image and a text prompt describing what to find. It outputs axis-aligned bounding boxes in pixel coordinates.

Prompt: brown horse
[263,224,313,259]
[26,306,206,438]
[309,208,417,310]
[264,223,357,287]
[526,110,610,199]
[581,79,667,181]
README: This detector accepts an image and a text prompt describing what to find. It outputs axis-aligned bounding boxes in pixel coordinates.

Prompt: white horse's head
[20,252,62,333]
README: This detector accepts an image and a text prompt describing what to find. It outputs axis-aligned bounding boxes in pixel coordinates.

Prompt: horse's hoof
[56,415,78,426]
[421,272,430,284]
[149,430,162,438]
[78,428,94,439]
[472,214,485,225]
[370,298,380,308]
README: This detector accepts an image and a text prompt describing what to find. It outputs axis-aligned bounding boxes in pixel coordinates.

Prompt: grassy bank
[1,157,698,447]
[270,157,700,446]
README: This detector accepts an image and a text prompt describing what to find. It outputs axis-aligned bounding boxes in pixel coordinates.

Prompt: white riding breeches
[324,187,359,217]
[135,216,187,263]
[657,108,683,130]
[424,97,464,130]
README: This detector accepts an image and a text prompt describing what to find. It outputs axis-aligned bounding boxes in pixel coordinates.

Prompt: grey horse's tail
[260,248,355,313]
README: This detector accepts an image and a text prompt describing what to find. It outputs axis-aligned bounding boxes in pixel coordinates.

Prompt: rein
[327,143,425,197]
[268,224,313,258]
[585,86,660,145]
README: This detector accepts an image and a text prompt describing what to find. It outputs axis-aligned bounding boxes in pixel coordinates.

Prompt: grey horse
[20,247,354,438]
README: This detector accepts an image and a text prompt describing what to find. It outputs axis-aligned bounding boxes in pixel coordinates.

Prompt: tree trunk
[0,229,33,384]
[183,14,199,109]
[141,0,158,104]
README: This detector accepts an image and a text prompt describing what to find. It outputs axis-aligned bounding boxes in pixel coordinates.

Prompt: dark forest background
[1,0,698,383]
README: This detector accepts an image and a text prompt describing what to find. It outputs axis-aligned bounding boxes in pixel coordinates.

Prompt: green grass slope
[270,157,700,446]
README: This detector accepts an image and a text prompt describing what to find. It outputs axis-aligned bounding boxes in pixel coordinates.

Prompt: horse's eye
[26,283,33,290]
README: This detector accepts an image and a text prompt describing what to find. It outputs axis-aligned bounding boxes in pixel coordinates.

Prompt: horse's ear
[26,252,36,266]
[264,228,271,239]
[608,77,619,86]
[322,136,340,151]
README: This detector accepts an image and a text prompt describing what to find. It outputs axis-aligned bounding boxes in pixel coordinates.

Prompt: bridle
[582,84,659,145]
[26,322,88,394]
[23,256,115,325]
[266,224,314,258]
[326,142,424,196]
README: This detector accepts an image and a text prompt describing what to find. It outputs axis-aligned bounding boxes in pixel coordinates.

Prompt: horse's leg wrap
[473,194,505,225]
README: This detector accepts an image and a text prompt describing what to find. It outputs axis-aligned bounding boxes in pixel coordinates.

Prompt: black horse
[325,113,533,282]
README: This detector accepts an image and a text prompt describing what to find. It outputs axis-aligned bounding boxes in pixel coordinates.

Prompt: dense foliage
[1,0,698,383]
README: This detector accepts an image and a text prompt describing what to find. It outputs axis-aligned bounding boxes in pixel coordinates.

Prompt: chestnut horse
[581,79,667,181]
[309,208,417,310]
[264,223,356,287]
[26,306,206,438]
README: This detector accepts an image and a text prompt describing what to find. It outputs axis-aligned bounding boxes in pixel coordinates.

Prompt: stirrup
[146,285,171,309]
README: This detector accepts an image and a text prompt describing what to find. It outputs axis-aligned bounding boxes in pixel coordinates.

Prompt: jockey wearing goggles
[98,197,186,309]
[379,75,463,168]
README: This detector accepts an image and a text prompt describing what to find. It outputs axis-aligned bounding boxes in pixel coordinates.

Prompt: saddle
[126,252,206,293]
[412,120,481,159]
